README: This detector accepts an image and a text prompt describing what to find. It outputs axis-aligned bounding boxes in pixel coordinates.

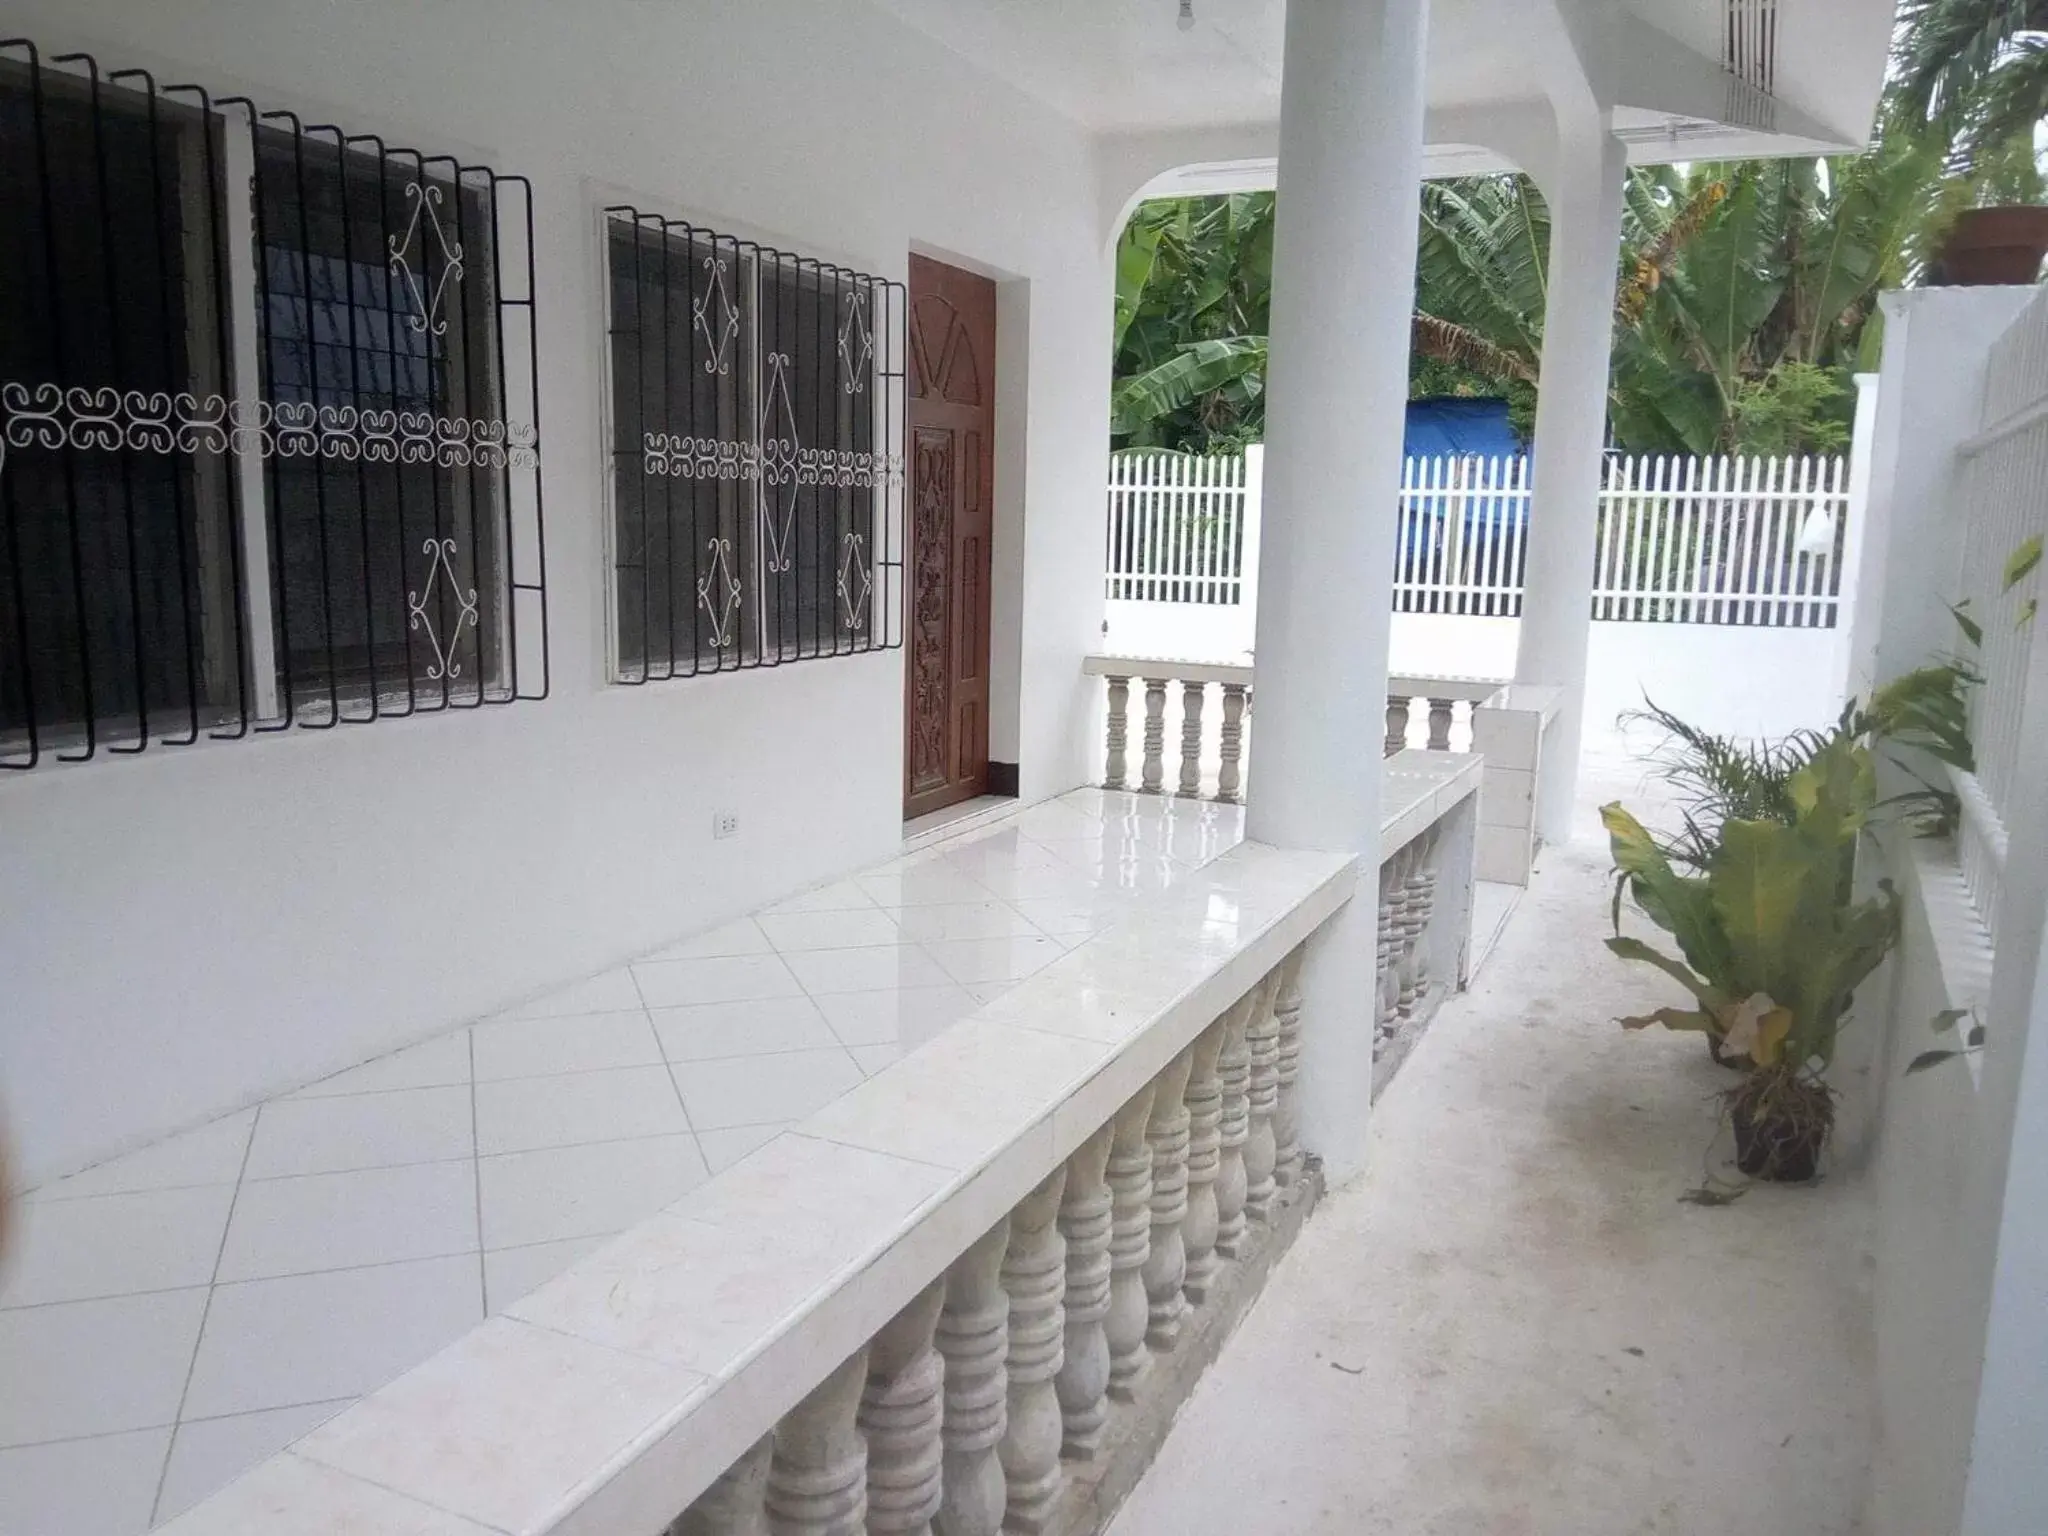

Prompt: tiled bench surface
[0,788,1245,1536]
[4,764,1474,1536]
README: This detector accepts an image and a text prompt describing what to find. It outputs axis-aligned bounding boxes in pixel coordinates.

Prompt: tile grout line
[631,958,713,1179]
[148,1096,262,1526]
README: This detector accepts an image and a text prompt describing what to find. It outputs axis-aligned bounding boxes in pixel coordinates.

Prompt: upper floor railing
[1104,447,1852,629]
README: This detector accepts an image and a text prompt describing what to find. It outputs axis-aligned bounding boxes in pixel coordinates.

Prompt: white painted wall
[1848,285,2048,1536]
[0,0,1113,1184]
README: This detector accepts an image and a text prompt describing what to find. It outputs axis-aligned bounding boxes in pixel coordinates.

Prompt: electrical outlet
[713,810,739,840]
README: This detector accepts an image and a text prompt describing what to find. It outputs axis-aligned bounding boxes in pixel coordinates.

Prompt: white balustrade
[164,811,1488,1536]
[1086,656,1510,804]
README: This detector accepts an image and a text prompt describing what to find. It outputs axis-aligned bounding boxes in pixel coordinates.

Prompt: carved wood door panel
[903,254,994,819]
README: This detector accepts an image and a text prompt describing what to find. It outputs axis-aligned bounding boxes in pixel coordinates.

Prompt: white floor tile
[0,1426,170,1536]
[756,907,904,952]
[473,1065,689,1156]
[780,943,952,996]
[480,1235,609,1315]
[27,1111,254,1201]
[182,1255,482,1420]
[503,968,644,1020]
[885,901,1044,943]
[1003,894,1127,936]
[649,995,839,1061]
[761,879,876,915]
[670,1049,864,1131]
[290,1033,473,1100]
[0,1289,207,1444]
[920,933,1068,986]
[695,1123,787,1173]
[476,1134,708,1250]
[156,1400,350,1524]
[811,984,981,1048]
[952,857,1108,902]
[243,1087,473,1181]
[1,1185,235,1308]
[630,953,804,1008]
[855,867,996,909]
[470,1010,663,1083]
[849,1043,903,1076]
[641,917,774,961]
[216,1162,478,1283]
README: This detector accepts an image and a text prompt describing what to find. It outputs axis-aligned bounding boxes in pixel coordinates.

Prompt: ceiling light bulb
[1177,0,1195,32]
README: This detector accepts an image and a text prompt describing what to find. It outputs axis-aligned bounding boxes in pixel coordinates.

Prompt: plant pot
[1731,1071,1834,1182]
[1935,206,2048,287]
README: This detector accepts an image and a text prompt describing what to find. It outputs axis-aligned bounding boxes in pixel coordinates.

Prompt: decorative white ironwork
[388,181,465,337]
[697,536,742,648]
[760,353,802,573]
[837,531,872,630]
[641,430,900,488]
[1,382,537,468]
[838,293,873,394]
[406,537,480,681]
[693,255,740,376]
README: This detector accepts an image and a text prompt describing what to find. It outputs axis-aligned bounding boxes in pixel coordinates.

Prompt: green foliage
[1602,736,1901,1070]
[1895,0,2048,173]
[1728,362,1854,457]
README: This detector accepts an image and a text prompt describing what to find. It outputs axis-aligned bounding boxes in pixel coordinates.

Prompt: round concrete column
[1248,0,1429,1182]
[1513,127,1627,845]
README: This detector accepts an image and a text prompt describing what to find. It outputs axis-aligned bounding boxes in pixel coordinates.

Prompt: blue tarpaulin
[1397,398,1527,596]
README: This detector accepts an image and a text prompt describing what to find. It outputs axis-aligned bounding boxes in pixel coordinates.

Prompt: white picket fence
[1105,446,1853,628]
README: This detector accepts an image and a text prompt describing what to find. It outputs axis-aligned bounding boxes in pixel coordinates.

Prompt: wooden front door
[903,254,996,819]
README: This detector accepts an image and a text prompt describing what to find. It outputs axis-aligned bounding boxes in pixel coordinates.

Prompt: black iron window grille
[604,207,904,680]
[0,41,548,769]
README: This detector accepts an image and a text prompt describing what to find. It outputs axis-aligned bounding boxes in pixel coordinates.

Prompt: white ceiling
[871,0,1893,154]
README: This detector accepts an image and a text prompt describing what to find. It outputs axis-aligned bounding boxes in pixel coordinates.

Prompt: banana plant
[1603,736,1898,1069]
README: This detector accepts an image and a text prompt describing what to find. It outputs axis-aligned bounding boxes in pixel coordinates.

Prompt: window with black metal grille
[603,208,905,682]
[0,40,549,768]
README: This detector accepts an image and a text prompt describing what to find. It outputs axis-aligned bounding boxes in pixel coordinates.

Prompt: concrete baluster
[1178,680,1206,797]
[1000,1169,1069,1533]
[936,1220,1012,1536]
[1142,1049,1195,1351]
[861,1281,947,1536]
[1105,1084,1158,1400]
[1103,676,1130,790]
[1427,696,1454,751]
[767,1348,870,1536]
[1272,947,1307,1187]
[1054,1124,1115,1460]
[671,1435,772,1536]
[1139,680,1167,794]
[1216,683,1248,804]
[1385,694,1411,756]
[1214,993,1253,1258]
[1181,1019,1226,1302]
[1244,977,1281,1223]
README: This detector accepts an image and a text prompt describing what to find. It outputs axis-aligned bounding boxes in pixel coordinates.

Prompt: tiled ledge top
[1382,748,1482,858]
[160,840,1360,1536]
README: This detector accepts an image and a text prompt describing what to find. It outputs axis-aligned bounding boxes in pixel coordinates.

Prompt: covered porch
[10,1,2035,1536]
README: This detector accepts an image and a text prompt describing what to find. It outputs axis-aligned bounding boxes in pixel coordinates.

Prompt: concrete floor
[1110,759,1876,1536]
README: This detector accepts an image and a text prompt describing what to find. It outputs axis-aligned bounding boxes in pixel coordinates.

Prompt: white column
[1511,125,1627,845]
[1245,0,1430,1184]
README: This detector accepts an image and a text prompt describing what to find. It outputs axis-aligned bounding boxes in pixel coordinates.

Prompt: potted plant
[1602,736,1900,1180]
